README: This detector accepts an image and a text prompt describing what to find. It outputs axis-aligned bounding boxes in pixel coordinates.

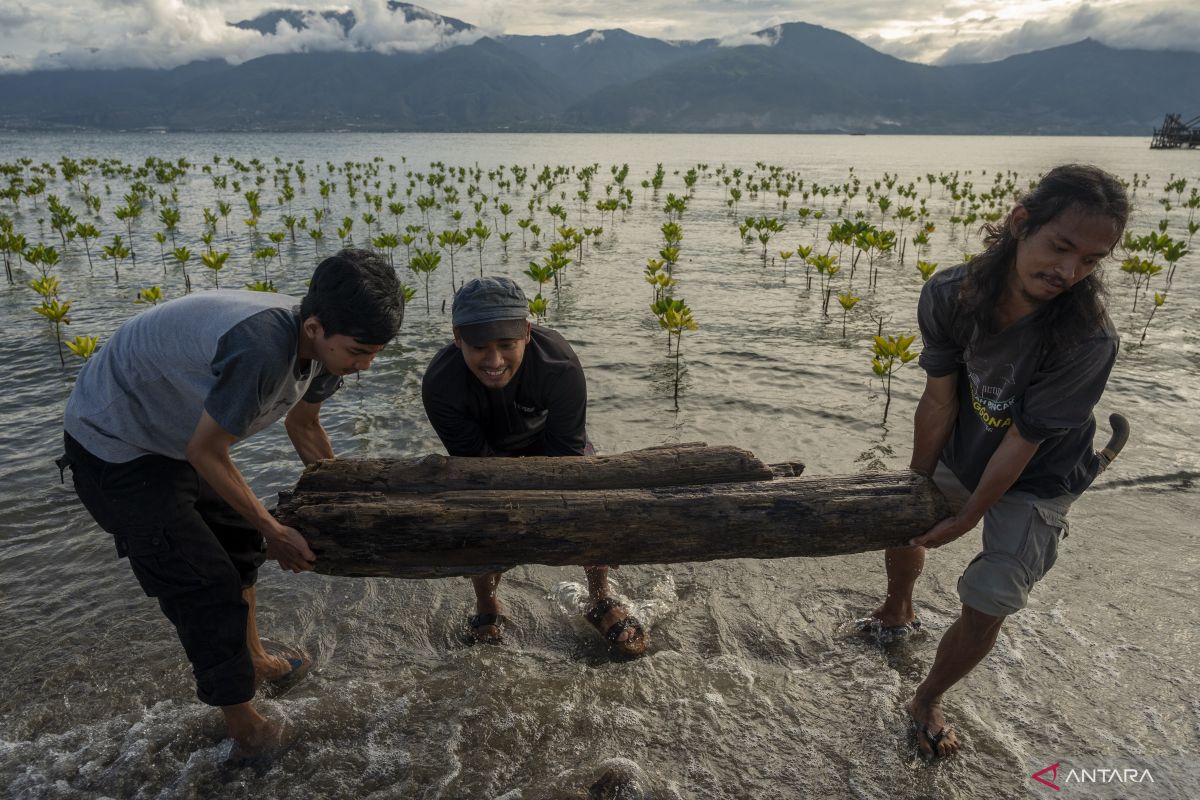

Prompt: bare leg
[470,572,504,642]
[870,546,926,626]
[907,605,1006,759]
[585,566,642,651]
[242,586,290,681]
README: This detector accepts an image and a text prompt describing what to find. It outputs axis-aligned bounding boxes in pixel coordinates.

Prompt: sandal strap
[584,597,621,625]
[469,612,501,629]
[602,615,645,643]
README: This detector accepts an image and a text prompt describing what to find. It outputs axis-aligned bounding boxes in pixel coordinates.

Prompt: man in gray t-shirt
[859,165,1129,761]
[61,249,402,757]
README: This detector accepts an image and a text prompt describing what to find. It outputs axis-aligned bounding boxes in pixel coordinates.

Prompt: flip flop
[257,641,314,699]
[853,616,923,644]
[585,597,648,659]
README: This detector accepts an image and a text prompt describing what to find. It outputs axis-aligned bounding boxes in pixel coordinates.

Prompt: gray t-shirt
[917,264,1118,498]
[64,290,341,463]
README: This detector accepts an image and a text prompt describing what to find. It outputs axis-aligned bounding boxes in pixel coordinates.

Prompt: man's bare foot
[222,703,285,762]
[906,697,960,761]
[869,602,917,629]
[252,653,293,683]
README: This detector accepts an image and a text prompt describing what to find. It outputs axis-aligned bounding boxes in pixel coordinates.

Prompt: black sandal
[467,612,507,644]
[585,597,648,657]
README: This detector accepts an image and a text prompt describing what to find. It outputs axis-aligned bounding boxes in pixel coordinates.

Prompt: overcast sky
[1,0,1197,73]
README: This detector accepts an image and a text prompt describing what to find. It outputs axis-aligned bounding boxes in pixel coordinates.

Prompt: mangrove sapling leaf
[1162,239,1187,289]
[1139,292,1167,345]
[29,274,60,300]
[837,292,861,338]
[135,286,163,306]
[66,334,100,361]
[916,260,938,282]
[245,280,278,293]
[398,284,417,306]
[870,333,917,425]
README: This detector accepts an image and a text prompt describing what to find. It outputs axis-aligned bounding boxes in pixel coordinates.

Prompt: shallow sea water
[0,133,1197,799]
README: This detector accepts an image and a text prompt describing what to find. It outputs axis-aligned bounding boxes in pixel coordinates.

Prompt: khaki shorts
[932,462,1076,618]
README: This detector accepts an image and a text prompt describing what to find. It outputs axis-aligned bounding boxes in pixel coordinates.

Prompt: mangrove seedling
[101,234,130,283]
[837,292,861,338]
[34,296,71,367]
[870,333,917,424]
[652,297,699,410]
[199,249,228,290]
[436,229,469,288]
[252,247,277,281]
[245,280,278,293]
[1139,291,1166,345]
[408,248,442,313]
[916,260,938,282]
[75,223,100,272]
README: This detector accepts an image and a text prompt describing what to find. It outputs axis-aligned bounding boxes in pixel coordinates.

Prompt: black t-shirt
[422,325,588,457]
[918,264,1118,498]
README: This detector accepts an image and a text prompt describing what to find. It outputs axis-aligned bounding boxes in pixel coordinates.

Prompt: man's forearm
[187,446,283,539]
[956,426,1040,525]
[286,419,335,466]
[910,390,957,475]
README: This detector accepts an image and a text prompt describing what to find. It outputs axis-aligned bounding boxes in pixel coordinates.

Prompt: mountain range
[1,3,1196,134]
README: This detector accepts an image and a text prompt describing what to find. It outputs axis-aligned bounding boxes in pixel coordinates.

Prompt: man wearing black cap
[422,276,648,658]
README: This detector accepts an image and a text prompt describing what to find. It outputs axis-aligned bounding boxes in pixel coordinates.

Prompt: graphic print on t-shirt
[966,356,1017,433]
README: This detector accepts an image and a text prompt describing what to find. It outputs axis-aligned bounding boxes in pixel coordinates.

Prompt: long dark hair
[957,164,1129,349]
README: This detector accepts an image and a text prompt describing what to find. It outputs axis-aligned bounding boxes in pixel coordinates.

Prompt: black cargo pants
[62,433,266,707]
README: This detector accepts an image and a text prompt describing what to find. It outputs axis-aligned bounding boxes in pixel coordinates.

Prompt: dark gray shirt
[65,290,341,462]
[917,265,1118,498]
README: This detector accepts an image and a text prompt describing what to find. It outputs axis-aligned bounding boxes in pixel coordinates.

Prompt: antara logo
[1032,761,1155,790]
[1032,762,1060,790]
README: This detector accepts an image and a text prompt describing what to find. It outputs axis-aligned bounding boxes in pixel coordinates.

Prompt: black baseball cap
[452,277,529,345]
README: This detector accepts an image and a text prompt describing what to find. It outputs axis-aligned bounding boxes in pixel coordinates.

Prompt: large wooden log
[286,443,802,495]
[275,450,953,578]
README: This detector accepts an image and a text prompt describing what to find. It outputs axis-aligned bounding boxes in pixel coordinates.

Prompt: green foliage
[66,334,100,360]
[870,334,917,424]
[135,285,163,305]
[408,248,442,313]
